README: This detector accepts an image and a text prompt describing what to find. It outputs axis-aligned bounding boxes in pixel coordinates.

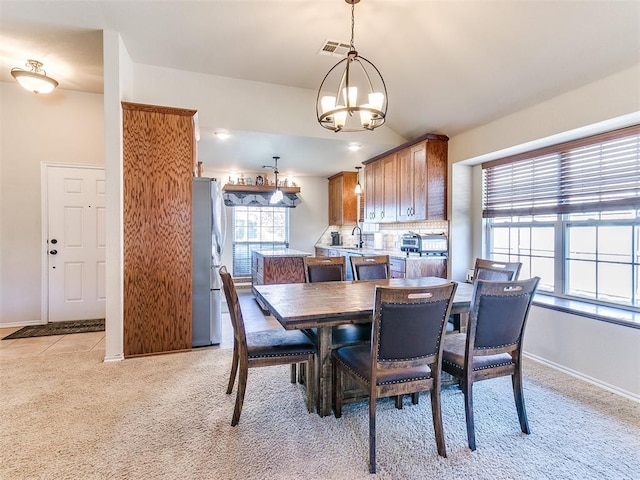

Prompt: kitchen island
[251,248,312,307]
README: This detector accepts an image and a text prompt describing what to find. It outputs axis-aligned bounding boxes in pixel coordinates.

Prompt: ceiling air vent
[318,40,351,58]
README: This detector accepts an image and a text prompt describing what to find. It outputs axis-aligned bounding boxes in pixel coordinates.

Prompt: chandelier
[11,59,59,94]
[316,0,387,132]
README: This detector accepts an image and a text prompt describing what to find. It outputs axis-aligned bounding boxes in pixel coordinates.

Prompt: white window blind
[482,125,640,218]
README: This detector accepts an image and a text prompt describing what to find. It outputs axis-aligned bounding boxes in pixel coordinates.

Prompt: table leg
[458,312,469,333]
[316,326,333,417]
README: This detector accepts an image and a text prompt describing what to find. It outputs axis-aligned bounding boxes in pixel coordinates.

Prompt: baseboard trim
[0,320,45,329]
[524,352,639,403]
[103,353,124,363]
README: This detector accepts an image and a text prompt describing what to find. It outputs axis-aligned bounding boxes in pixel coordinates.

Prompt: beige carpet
[1,347,639,480]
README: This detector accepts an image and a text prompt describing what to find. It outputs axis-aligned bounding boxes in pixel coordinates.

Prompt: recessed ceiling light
[348,143,361,152]
[214,131,230,140]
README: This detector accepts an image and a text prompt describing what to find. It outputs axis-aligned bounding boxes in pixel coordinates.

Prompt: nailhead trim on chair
[249,352,314,359]
[335,357,430,385]
[377,376,431,386]
[473,360,514,371]
[442,359,514,371]
[474,342,518,350]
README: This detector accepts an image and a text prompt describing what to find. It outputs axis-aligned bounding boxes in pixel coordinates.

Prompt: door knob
[49,249,58,255]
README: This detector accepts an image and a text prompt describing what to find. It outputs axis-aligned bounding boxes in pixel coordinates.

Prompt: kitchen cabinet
[315,247,332,257]
[390,256,447,279]
[389,257,406,279]
[122,102,196,357]
[396,139,448,221]
[364,133,448,223]
[328,172,357,225]
[364,154,396,223]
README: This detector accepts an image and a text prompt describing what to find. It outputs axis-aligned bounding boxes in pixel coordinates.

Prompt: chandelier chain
[350,2,355,50]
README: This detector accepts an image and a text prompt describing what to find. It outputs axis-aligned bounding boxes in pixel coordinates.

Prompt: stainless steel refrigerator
[192,177,226,347]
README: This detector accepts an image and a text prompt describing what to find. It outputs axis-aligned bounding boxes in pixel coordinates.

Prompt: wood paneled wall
[122,102,196,357]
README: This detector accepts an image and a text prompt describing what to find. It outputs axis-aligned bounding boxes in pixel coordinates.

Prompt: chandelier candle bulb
[321,96,337,115]
[343,86,358,109]
[360,105,372,128]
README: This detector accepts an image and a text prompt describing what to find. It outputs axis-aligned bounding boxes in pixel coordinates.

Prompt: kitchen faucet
[351,224,363,249]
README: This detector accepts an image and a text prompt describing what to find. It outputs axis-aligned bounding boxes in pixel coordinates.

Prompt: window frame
[482,125,640,326]
[231,205,290,277]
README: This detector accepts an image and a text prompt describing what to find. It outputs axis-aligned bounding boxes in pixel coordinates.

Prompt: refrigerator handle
[221,192,227,252]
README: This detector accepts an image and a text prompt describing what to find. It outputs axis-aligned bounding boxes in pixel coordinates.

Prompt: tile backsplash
[318,221,449,251]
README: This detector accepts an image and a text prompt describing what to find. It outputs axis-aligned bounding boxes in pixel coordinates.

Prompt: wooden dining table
[253,277,474,417]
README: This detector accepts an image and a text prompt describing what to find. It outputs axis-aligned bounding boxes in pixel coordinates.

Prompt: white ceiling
[1,0,639,177]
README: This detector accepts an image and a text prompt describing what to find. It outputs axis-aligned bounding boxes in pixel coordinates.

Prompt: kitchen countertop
[315,244,446,261]
[253,248,312,257]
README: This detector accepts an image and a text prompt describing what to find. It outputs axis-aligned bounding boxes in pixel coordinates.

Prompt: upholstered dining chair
[219,266,316,425]
[303,255,346,282]
[350,255,390,281]
[303,256,371,349]
[332,283,458,474]
[448,258,523,333]
[442,277,540,451]
[473,258,522,282]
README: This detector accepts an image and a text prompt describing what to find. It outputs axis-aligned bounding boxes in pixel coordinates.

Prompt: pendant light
[316,0,387,132]
[11,59,59,94]
[267,156,284,204]
[354,166,362,194]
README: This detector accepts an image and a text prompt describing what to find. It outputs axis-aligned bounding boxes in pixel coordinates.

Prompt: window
[231,206,289,276]
[483,125,640,313]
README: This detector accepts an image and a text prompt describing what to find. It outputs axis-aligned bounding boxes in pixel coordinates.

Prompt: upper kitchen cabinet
[328,171,358,225]
[364,133,448,224]
[363,154,397,223]
[122,102,197,358]
[397,139,448,221]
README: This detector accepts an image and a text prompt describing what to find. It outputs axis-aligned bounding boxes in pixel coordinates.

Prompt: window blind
[482,125,640,218]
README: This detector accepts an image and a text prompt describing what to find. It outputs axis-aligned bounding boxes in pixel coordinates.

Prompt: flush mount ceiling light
[348,142,361,151]
[11,59,58,94]
[316,0,387,132]
[214,131,231,140]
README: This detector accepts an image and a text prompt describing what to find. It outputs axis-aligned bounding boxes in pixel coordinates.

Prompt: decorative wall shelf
[222,183,302,208]
[223,184,301,194]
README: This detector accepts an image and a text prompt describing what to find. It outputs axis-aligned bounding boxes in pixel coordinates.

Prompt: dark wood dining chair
[303,255,346,282]
[303,256,371,348]
[219,266,316,425]
[332,283,458,474]
[448,258,523,333]
[442,276,540,451]
[473,258,522,282]
[350,255,390,281]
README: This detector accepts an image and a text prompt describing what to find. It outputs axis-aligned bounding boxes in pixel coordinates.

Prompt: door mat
[2,319,105,340]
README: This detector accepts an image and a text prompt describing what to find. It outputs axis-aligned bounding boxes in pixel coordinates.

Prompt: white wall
[130,64,404,146]
[0,82,104,327]
[447,63,640,399]
[449,64,640,165]
[525,307,640,400]
[103,30,134,361]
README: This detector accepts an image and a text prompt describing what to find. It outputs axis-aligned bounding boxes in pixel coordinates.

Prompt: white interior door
[46,165,106,322]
